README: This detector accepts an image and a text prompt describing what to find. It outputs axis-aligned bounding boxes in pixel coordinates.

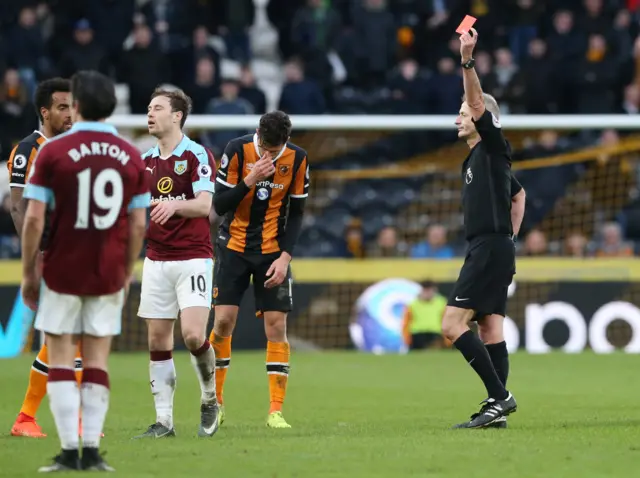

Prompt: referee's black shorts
[213,244,293,315]
[447,234,515,318]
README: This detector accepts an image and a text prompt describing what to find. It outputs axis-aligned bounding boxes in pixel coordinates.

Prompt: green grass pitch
[0,351,639,477]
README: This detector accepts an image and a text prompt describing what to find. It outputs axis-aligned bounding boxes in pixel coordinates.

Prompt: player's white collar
[35,130,48,140]
[253,133,286,162]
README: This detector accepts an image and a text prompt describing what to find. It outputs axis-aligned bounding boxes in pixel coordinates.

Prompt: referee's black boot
[453,393,517,429]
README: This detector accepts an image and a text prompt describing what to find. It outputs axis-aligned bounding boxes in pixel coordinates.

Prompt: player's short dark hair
[151,88,193,128]
[34,77,71,122]
[70,71,116,121]
[259,111,292,147]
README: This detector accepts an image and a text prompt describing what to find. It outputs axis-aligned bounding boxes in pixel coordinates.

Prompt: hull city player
[7,78,85,439]
[134,88,220,439]
[210,110,309,429]
[440,28,523,429]
[22,71,149,472]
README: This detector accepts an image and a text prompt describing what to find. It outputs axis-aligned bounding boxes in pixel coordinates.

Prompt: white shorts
[35,282,125,337]
[138,257,213,319]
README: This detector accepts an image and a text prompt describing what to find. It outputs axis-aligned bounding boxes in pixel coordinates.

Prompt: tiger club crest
[174,160,188,175]
[278,165,290,176]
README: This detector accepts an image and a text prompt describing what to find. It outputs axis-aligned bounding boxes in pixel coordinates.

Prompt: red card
[456,15,477,35]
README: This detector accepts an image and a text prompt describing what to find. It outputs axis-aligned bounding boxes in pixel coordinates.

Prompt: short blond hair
[462,93,501,118]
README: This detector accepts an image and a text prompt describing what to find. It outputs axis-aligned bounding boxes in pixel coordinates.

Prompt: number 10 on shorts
[191,274,207,296]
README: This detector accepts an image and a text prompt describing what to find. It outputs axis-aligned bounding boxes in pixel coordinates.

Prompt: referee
[442,27,521,429]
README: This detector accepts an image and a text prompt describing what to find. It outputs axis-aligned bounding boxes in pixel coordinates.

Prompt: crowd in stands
[1,0,640,258]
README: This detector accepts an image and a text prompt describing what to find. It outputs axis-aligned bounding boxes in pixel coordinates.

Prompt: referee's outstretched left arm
[459,28,484,120]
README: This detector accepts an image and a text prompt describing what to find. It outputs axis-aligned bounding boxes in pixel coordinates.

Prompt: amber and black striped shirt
[7,130,49,248]
[215,134,309,255]
[7,131,46,188]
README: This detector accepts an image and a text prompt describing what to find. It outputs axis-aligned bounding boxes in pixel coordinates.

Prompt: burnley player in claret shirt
[135,88,220,439]
[21,71,149,472]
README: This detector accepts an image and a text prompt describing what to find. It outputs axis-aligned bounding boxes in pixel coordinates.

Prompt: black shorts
[410,332,441,350]
[448,235,515,318]
[213,245,293,315]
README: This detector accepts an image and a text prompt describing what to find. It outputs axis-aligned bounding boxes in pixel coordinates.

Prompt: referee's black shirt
[460,109,513,241]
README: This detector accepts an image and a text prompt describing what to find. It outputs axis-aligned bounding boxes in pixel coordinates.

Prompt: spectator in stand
[278,58,326,115]
[5,6,47,96]
[215,0,255,64]
[415,0,453,66]
[522,229,548,256]
[491,47,526,114]
[267,0,306,60]
[339,220,365,258]
[580,0,612,36]
[58,19,109,78]
[388,58,431,114]
[352,0,397,88]
[120,24,169,114]
[520,130,565,160]
[291,0,341,91]
[563,232,590,257]
[239,65,267,115]
[187,57,219,115]
[140,0,192,55]
[291,0,341,58]
[576,34,617,113]
[508,0,543,65]
[620,84,640,114]
[204,78,253,156]
[612,8,634,65]
[84,0,135,73]
[596,222,634,257]
[522,39,557,114]
[428,57,463,114]
[189,26,221,87]
[509,0,546,65]
[474,50,495,87]
[0,69,35,156]
[410,224,454,259]
[547,10,586,113]
[366,226,408,258]
[140,0,193,84]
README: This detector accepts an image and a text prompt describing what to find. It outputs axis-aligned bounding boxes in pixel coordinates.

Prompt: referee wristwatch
[461,58,475,69]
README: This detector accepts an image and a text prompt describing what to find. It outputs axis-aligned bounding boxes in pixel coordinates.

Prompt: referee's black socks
[454,330,508,400]
[485,341,509,387]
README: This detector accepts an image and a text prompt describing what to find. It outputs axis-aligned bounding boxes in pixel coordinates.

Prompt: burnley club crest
[174,160,187,175]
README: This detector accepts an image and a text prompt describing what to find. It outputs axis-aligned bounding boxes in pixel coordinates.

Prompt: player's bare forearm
[9,188,26,239]
[511,189,526,236]
[462,66,485,118]
[126,209,147,275]
[175,192,213,218]
[21,201,45,276]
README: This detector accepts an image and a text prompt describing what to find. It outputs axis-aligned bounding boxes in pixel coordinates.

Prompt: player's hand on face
[150,200,179,225]
[460,28,478,59]
[264,255,289,289]
[22,273,40,311]
[254,153,276,180]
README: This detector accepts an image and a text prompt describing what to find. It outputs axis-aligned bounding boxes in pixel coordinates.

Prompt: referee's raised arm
[460,28,485,120]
